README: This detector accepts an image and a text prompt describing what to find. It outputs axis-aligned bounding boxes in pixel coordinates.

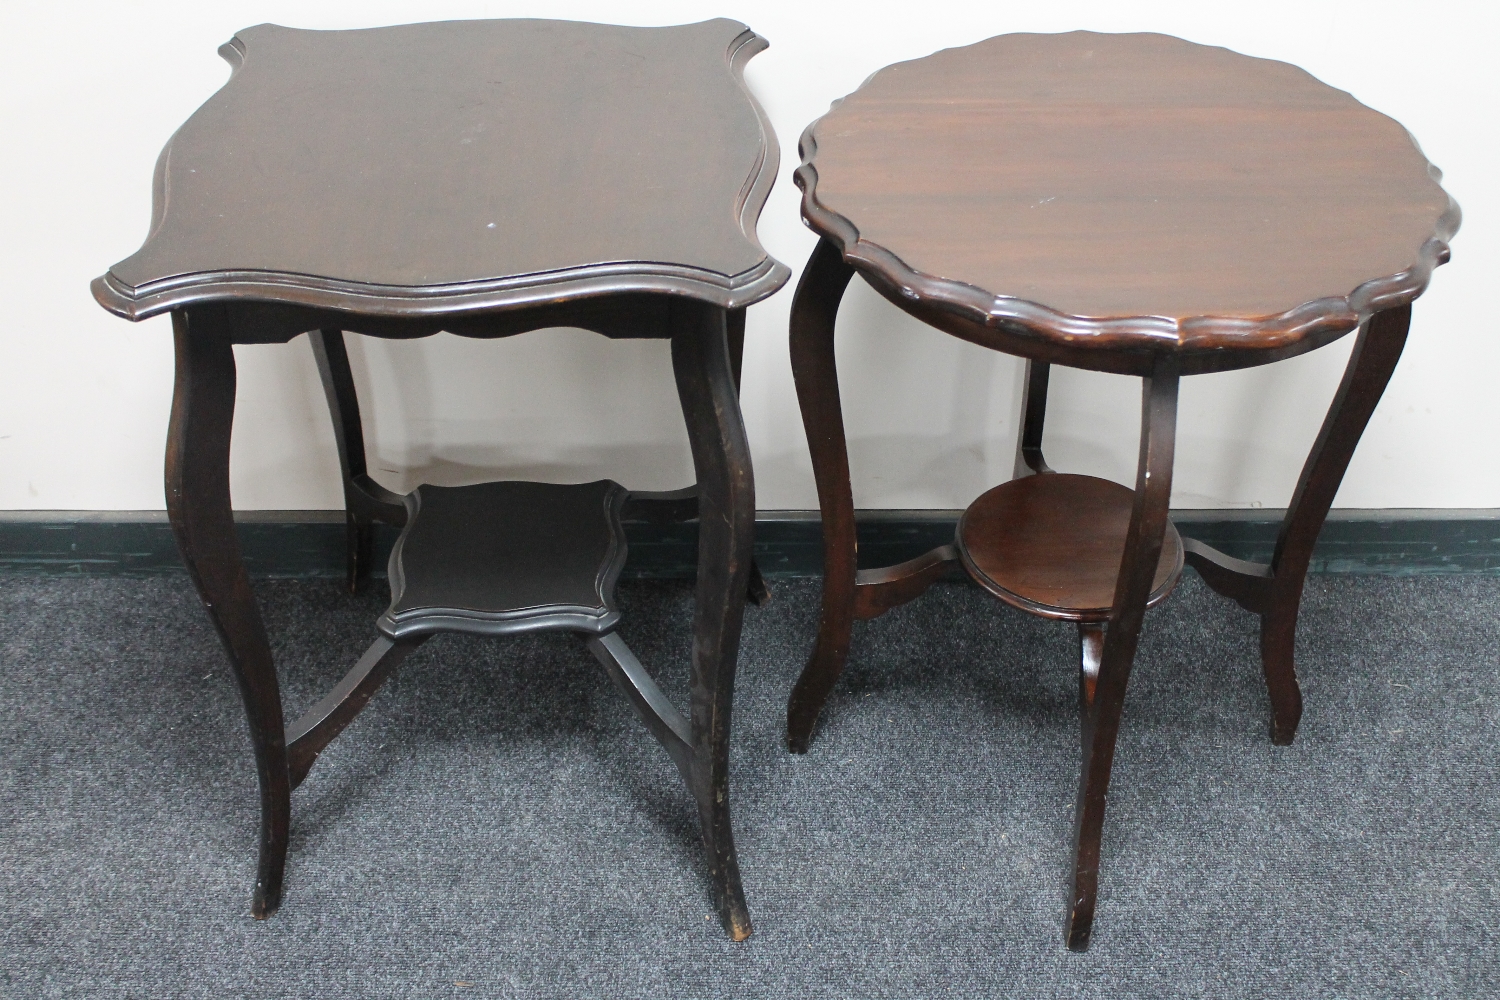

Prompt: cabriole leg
[672,299,756,941]
[309,329,375,594]
[726,308,772,606]
[1066,363,1179,951]
[166,307,290,919]
[785,238,858,752]
[1260,304,1412,744]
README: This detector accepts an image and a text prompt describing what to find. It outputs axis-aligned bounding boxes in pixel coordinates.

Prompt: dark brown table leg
[1065,361,1180,951]
[308,328,374,593]
[1260,304,1413,742]
[166,307,289,919]
[309,329,407,593]
[785,238,858,752]
[1183,305,1412,743]
[726,307,772,606]
[1014,360,1055,477]
[671,299,755,941]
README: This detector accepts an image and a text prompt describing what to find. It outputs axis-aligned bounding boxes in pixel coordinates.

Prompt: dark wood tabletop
[94,18,788,320]
[785,30,1458,950]
[798,31,1457,366]
[88,17,787,940]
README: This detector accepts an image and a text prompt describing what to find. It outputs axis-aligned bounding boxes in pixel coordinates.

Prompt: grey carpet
[1,572,1496,998]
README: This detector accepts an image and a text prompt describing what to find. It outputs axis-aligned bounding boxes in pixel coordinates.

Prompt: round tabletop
[798,32,1457,369]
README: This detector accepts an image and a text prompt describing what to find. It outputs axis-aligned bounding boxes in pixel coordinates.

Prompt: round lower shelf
[956,473,1184,622]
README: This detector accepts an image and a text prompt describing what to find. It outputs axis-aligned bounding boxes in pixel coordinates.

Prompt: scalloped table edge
[795,126,1459,358]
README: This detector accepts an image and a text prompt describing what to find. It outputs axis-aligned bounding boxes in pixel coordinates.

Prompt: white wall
[1,0,1494,512]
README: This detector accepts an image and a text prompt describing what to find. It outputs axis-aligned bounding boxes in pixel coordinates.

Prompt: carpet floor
[1,572,1496,998]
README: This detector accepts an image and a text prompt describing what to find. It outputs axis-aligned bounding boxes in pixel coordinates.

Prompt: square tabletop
[94,18,788,321]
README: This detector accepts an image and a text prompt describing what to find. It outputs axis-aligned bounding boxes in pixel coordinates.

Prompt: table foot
[699,792,753,940]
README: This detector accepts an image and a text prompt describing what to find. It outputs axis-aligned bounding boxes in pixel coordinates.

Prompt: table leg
[166,308,289,919]
[309,329,374,593]
[726,307,771,606]
[1260,304,1412,743]
[1065,362,1179,951]
[1014,360,1055,477]
[1181,305,1412,744]
[309,329,408,593]
[671,299,755,941]
[786,238,858,752]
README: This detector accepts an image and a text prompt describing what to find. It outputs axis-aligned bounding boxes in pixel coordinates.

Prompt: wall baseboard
[2,509,1499,579]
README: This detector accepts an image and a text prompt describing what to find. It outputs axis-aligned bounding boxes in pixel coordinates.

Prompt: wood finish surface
[668,298,758,940]
[380,480,628,640]
[164,307,288,918]
[1066,365,1179,950]
[95,18,785,938]
[94,18,788,320]
[308,329,406,594]
[785,239,859,754]
[798,31,1456,363]
[788,29,1452,950]
[957,474,1184,622]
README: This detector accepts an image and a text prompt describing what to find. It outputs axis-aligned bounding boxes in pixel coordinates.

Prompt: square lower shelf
[378,479,629,640]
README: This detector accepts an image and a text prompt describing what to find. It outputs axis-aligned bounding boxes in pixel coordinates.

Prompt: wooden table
[785,31,1457,949]
[92,18,788,941]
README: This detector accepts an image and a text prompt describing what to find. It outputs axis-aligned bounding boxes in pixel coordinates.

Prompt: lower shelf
[956,473,1184,622]
[379,479,629,639]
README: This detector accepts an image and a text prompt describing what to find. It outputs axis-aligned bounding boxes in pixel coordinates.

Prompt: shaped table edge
[795,127,1459,370]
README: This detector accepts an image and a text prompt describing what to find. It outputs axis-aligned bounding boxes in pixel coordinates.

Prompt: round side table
[785,31,1457,949]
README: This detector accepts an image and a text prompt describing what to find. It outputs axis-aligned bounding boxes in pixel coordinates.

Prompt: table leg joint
[853,544,960,619]
[285,635,425,790]
[1181,537,1274,614]
[588,632,695,783]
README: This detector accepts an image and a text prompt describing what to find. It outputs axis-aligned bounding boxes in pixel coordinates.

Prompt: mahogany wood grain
[786,31,1452,950]
[1014,361,1054,477]
[798,32,1456,365]
[1260,305,1411,742]
[956,474,1184,622]
[1077,623,1104,709]
[853,545,960,620]
[1180,537,1273,614]
[94,19,788,320]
